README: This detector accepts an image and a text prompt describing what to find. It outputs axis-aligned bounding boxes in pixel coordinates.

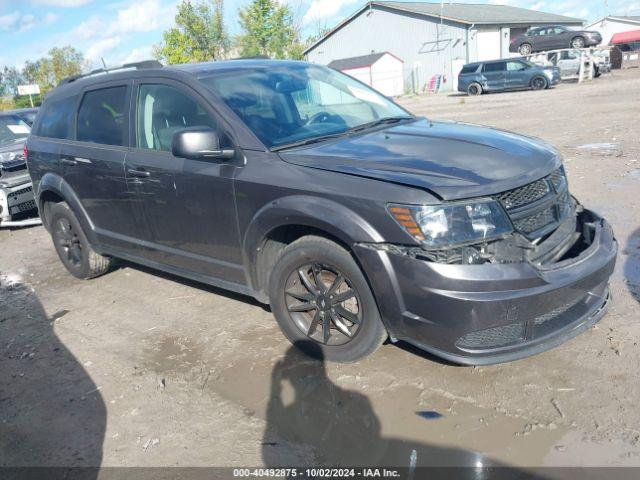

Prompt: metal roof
[328,52,388,70]
[611,16,640,22]
[304,1,584,55]
[374,2,583,25]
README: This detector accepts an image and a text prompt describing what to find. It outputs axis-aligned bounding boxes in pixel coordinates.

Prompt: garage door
[477,28,502,61]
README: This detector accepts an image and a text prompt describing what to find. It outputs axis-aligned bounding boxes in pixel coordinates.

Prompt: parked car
[8,107,39,126]
[0,111,39,227]
[26,60,617,365]
[510,26,603,56]
[544,49,610,78]
[458,59,560,95]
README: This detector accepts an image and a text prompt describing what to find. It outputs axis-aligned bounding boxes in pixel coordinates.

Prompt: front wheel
[531,76,548,90]
[269,236,387,363]
[571,36,585,49]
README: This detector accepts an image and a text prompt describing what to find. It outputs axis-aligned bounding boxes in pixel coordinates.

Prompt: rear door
[124,79,245,284]
[58,82,144,255]
[482,62,506,91]
[547,27,569,50]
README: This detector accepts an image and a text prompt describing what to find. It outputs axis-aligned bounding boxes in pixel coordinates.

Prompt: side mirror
[172,127,235,160]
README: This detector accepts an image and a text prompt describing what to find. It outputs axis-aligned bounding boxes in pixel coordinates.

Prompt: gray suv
[458,59,560,95]
[26,60,616,364]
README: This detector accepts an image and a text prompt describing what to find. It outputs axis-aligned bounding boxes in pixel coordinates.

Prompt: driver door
[124,79,245,284]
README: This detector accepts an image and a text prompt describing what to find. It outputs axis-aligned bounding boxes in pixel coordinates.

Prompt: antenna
[101,58,107,69]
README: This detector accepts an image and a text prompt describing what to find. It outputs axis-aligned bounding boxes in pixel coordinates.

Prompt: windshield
[200,63,412,148]
[0,114,31,146]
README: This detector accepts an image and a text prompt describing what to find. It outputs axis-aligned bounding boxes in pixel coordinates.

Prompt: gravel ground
[1,69,639,471]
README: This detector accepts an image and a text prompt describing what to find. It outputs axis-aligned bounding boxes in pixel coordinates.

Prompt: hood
[0,138,25,155]
[278,119,561,201]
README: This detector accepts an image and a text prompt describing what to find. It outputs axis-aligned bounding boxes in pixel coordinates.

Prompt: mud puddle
[200,352,566,467]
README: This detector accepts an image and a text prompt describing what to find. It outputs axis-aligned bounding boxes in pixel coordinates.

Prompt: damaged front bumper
[354,209,617,365]
[0,174,41,228]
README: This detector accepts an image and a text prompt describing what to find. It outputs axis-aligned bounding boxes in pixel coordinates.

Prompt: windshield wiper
[271,116,414,152]
[347,116,414,134]
[271,133,345,152]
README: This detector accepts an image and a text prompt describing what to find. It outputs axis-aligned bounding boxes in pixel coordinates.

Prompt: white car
[0,112,40,227]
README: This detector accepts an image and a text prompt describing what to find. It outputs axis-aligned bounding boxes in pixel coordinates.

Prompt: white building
[328,52,405,97]
[305,1,583,93]
[586,16,640,45]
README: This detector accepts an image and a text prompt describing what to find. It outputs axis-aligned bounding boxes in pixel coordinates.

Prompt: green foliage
[0,46,87,109]
[238,0,304,60]
[154,0,230,65]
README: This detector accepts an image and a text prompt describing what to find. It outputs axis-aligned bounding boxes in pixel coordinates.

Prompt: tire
[467,82,482,96]
[571,36,585,49]
[519,43,532,56]
[531,76,548,91]
[268,236,387,363]
[49,202,112,280]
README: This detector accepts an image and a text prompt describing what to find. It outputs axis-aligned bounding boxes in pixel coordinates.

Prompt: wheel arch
[243,196,384,301]
[37,172,97,244]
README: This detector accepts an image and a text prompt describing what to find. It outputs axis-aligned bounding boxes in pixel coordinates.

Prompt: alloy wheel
[572,37,585,49]
[519,44,532,55]
[532,77,547,90]
[54,217,83,268]
[284,262,363,346]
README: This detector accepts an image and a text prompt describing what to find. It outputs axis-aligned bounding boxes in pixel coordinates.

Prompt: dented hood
[278,118,561,201]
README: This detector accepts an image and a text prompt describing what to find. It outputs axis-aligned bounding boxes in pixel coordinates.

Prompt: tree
[0,46,87,108]
[238,0,304,60]
[154,0,230,65]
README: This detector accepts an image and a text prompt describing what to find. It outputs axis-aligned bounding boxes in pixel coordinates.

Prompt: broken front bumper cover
[354,209,617,365]
[0,174,40,228]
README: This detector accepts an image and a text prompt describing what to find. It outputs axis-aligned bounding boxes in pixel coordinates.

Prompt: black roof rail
[59,60,163,86]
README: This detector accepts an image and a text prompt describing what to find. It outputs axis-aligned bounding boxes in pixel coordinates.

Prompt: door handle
[128,168,151,178]
[61,157,77,166]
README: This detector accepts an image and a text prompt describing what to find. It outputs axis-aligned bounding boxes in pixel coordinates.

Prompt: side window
[136,84,218,152]
[483,62,505,72]
[77,86,127,146]
[36,96,76,140]
[506,61,526,71]
[460,64,479,74]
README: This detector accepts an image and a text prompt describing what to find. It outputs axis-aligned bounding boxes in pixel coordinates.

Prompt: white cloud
[43,12,60,25]
[85,36,122,62]
[18,14,37,33]
[30,0,93,6]
[120,45,153,65]
[0,11,20,30]
[302,0,359,25]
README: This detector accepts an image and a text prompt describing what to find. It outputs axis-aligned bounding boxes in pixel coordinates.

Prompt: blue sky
[0,0,639,69]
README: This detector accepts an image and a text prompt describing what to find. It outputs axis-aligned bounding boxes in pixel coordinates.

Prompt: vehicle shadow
[262,341,543,475]
[624,227,640,303]
[0,275,106,474]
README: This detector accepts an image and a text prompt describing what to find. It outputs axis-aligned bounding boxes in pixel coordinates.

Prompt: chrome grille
[495,167,571,239]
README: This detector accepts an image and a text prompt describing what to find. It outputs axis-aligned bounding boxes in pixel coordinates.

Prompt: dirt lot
[2,69,640,471]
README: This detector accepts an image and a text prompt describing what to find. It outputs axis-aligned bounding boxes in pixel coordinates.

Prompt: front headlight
[388,200,513,249]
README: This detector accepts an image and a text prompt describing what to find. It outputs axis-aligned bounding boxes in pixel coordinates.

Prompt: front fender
[37,172,97,245]
[243,195,384,291]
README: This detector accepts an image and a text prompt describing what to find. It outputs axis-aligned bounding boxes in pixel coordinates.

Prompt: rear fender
[37,172,97,245]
